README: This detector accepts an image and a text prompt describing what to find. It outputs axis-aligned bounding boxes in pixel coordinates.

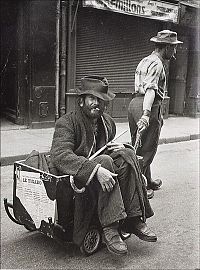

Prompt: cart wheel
[119,230,131,241]
[80,227,101,256]
[24,224,36,232]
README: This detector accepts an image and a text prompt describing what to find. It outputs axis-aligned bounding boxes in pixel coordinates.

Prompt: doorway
[0,1,18,122]
[0,0,29,127]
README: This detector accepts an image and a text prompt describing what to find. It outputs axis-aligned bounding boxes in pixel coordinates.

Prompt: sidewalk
[1,116,199,166]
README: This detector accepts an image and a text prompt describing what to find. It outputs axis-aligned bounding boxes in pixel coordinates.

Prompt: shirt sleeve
[143,60,163,93]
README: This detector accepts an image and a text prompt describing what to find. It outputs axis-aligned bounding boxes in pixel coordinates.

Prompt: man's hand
[106,142,125,152]
[96,166,117,192]
[137,115,149,134]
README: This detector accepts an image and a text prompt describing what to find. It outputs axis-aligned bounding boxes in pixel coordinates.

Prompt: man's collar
[151,51,164,62]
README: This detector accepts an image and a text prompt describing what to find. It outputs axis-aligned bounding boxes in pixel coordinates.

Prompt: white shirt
[135,52,166,100]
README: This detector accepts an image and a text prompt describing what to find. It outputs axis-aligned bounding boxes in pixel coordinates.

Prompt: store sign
[180,0,200,9]
[83,0,179,23]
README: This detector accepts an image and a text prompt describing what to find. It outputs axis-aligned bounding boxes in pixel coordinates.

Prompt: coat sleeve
[50,115,100,187]
[103,113,116,142]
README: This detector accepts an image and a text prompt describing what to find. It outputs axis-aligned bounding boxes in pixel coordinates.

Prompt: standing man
[128,30,182,199]
[50,75,157,256]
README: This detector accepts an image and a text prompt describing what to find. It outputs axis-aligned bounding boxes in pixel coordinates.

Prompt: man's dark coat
[50,106,116,245]
[50,106,116,185]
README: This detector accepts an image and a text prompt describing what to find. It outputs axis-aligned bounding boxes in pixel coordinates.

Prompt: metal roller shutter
[76,8,159,94]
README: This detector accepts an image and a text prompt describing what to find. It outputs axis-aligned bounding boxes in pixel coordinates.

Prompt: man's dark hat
[77,75,115,101]
[150,30,183,44]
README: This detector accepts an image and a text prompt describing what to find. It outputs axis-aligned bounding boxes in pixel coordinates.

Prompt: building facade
[0,0,199,128]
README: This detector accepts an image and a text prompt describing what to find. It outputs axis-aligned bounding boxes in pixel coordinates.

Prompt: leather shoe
[147,188,154,199]
[147,179,162,190]
[121,217,157,242]
[103,223,128,256]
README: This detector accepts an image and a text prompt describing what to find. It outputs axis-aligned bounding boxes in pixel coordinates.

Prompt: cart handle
[4,198,24,225]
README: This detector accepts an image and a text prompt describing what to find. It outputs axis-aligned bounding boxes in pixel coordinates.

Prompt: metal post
[66,1,72,92]
[55,0,61,120]
[60,0,67,116]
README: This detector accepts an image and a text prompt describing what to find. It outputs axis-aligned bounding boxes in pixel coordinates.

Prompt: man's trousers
[73,148,154,245]
[128,96,163,183]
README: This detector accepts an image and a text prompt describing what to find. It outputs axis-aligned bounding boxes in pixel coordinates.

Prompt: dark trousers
[93,153,145,227]
[73,149,154,245]
[128,96,163,184]
[56,148,154,246]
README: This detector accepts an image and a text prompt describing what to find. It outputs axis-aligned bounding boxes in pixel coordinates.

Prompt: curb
[1,134,199,167]
[158,133,200,145]
[0,152,49,167]
[0,154,29,167]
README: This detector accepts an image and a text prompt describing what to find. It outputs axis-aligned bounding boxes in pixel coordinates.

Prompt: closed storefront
[76,8,159,93]
[2,0,186,127]
[65,0,180,119]
[75,8,159,118]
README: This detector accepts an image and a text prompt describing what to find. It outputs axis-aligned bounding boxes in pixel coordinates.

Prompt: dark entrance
[0,0,29,126]
[1,0,56,128]
[1,1,18,122]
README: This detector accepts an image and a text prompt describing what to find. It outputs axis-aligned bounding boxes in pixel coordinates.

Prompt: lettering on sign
[16,170,55,228]
[83,0,179,23]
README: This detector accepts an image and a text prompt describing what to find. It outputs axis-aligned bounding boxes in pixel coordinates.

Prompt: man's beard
[81,104,104,119]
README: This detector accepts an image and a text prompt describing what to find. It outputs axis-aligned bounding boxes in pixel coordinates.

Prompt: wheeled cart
[4,160,131,256]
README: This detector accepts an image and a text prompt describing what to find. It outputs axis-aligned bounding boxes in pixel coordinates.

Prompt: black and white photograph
[1,0,199,269]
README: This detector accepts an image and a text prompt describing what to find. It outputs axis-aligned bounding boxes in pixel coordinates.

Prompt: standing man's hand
[137,88,155,134]
[137,115,149,134]
[96,167,117,192]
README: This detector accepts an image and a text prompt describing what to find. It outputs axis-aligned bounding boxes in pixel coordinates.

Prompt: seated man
[50,75,157,256]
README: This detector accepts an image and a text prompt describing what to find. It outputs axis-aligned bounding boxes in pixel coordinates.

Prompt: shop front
[66,0,180,120]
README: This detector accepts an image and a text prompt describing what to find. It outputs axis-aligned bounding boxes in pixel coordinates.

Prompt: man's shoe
[103,223,128,256]
[147,179,162,190]
[147,188,154,199]
[121,217,157,242]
